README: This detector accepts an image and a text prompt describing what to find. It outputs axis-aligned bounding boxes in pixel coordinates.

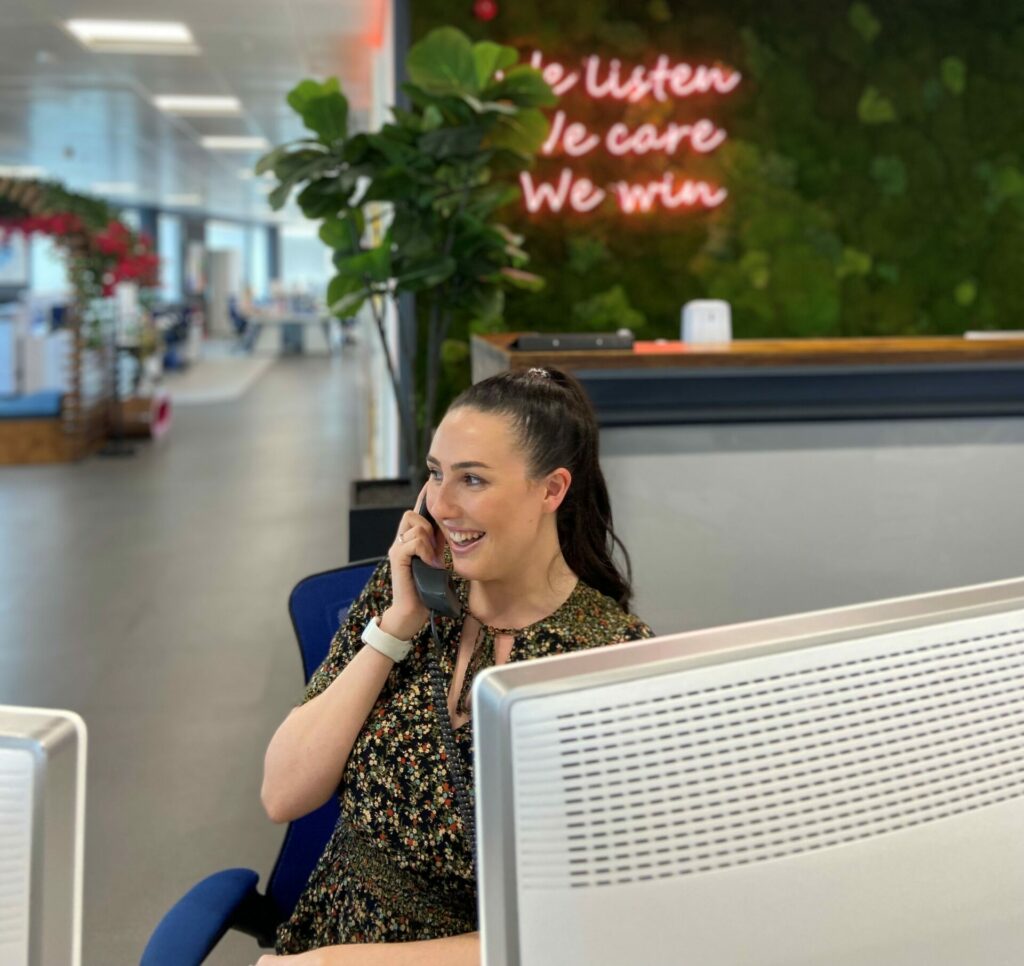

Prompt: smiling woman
[260,367,653,964]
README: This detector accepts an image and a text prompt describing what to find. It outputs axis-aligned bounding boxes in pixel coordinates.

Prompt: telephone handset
[410,499,462,619]
[412,497,477,861]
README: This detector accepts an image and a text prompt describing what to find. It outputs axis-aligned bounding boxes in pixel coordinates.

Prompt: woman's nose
[431,481,458,521]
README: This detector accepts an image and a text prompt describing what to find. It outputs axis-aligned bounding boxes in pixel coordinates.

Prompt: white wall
[602,417,1024,636]
[365,0,400,479]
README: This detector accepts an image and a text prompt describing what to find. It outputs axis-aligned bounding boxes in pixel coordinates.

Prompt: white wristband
[361,616,413,663]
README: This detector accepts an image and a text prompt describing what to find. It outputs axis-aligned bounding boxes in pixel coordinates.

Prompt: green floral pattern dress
[275,559,654,953]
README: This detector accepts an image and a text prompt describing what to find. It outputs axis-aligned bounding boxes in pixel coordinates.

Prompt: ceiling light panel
[201,136,270,151]
[165,193,203,206]
[153,95,242,116]
[64,20,199,55]
[0,165,47,179]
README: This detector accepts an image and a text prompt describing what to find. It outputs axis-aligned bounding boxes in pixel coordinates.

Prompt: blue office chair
[141,558,383,966]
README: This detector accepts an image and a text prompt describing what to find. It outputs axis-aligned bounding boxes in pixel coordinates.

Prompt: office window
[279,230,331,297]
[120,208,142,231]
[247,226,269,300]
[157,213,183,302]
[29,236,69,294]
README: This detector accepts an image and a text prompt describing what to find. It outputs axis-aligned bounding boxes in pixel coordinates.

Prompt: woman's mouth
[447,528,486,554]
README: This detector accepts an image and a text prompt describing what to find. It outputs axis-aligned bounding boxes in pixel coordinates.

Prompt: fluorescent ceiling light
[280,224,320,238]
[201,136,269,151]
[65,19,198,55]
[154,95,241,115]
[91,181,138,195]
[0,164,47,178]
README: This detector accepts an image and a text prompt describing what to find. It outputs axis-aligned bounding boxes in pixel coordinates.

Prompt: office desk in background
[244,310,338,355]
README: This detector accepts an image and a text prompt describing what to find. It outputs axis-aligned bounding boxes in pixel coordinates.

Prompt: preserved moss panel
[413,0,1024,338]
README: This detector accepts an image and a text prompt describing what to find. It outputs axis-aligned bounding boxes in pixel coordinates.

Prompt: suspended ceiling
[0,0,386,223]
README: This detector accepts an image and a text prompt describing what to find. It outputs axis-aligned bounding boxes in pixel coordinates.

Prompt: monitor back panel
[477,598,1024,966]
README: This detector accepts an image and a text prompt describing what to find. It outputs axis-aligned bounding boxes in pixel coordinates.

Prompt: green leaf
[460,94,518,116]
[329,290,368,319]
[419,126,484,160]
[440,337,470,368]
[869,155,907,196]
[472,41,518,90]
[287,78,340,116]
[481,66,558,108]
[498,267,544,291]
[334,243,391,283]
[940,56,967,95]
[394,254,457,290]
[327,272,365,312]
[301,92,349,143]
[295,176,356,219]
[857,86,897,124]
[422,104,444,131]
[468,286,505,326]
[255,145,289,176]
[485,109,550,160]
[848,3,881,43]
[566,236,610,275]
[319,211,365,251]
[875,262,901,284]
[406,27,478,96]
[265,152,332,211]
[954,279,977,306]
[837,247,873,279]
[571,285,645,331]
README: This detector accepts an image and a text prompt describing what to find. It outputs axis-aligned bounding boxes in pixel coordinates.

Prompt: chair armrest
[140,867,270,965]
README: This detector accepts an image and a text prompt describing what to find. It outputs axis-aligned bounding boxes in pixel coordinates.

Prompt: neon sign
[530,52,742,101]
[521,168,728,215]
[520,50,740,216]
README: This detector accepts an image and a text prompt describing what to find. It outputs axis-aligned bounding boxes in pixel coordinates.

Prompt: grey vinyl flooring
[0,349,371,965]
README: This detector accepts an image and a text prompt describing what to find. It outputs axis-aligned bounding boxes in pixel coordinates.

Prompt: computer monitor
[473,577,1024,966]
[0,706,86,966]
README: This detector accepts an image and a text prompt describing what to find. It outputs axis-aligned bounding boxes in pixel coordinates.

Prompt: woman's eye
[427,467,442,481]
[464,474,484,487]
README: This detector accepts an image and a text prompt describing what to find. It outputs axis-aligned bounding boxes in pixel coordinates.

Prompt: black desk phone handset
[410,499,461,619]
[410,497,477,859]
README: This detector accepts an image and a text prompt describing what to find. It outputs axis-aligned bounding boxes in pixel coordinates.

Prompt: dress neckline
[453,574,582,639]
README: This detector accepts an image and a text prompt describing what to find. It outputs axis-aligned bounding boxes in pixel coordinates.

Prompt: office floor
[0,348,370,964]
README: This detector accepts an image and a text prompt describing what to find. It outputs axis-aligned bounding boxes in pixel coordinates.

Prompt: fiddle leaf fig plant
[258,27,556,476]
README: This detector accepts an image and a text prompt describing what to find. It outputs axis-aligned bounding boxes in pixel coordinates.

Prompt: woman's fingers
[392,514,439,567]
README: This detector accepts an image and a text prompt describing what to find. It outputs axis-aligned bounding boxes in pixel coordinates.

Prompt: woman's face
[426,407,560,583]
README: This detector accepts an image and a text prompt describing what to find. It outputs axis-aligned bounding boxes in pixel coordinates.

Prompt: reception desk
[471,332,1024,636]
[471,333,1024,423]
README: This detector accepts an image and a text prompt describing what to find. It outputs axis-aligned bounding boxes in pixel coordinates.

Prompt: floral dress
[275,559,654,953]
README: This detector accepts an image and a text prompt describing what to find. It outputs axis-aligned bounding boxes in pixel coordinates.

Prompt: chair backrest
[265,557,382,920]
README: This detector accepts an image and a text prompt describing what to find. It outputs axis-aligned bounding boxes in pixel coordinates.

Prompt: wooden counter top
[470,332,1024,425]
[472,333,1024,381]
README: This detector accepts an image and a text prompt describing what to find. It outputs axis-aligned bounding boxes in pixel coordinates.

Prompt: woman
[257,367,654,965]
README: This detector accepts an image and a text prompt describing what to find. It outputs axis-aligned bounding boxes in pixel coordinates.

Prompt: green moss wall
[412,0,1024,338]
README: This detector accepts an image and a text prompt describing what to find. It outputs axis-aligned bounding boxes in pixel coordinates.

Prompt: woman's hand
[380,482,443,641]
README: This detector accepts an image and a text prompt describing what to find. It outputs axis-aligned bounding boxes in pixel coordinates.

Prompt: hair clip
[526,367,550,379]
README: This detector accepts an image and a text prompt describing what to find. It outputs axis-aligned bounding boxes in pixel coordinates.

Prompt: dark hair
[449,366,634,611]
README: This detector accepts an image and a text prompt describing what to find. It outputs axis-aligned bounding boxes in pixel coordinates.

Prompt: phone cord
[426,611,478,874]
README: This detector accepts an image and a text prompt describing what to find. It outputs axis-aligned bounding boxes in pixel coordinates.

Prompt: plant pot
[349,478,417,562]
[116,391,172,439]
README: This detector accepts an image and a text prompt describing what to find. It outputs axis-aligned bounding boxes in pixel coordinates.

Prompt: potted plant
[258,27,555,556]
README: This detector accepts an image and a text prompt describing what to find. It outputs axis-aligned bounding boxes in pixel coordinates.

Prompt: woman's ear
[540,468,572,514]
